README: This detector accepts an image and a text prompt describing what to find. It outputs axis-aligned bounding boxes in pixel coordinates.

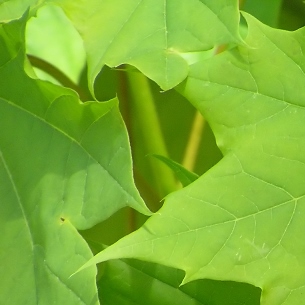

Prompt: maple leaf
[80,14,305,305]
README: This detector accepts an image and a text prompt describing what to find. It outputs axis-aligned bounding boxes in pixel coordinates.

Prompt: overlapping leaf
[81,14,305,305]
[98,255,260,305]
[49,0,241,92]
[0,0,40,22]
[0,15,150,305]
[26,4,86,84]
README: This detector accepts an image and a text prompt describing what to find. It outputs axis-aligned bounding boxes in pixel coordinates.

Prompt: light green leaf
[0,15,150,305]
[79,14,305,305]
[152,154,199,187]
[0,0,40,22]
[26,4,86,84]
[50,0,242,92]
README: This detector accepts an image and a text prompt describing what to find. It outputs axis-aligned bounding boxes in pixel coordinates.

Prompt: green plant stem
[27,54,90,101]
[126,70,177,198]
[182,111,205,172]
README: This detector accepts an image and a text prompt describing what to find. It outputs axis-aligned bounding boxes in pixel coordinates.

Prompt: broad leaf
[88,241,260,305]
[79,14,305,305]
[98,257,261,305]
[26,4,86,84]
[0,15,150,304]
[0,0,39,22]
[50,0,242,92]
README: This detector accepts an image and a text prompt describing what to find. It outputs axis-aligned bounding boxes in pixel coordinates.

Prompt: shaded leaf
[79,14,305,305]
[51,0,242,92]
[151,154,199,187]
[242,0,283,27]
[98,257,261,305]
[0,15,150,305]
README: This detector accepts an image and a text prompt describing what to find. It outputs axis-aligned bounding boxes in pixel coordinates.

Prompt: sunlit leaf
[26,4,86,84]
[50,0,242,92]
[0,0,41,22]
[0,15,150,305]
[81,14,305,305]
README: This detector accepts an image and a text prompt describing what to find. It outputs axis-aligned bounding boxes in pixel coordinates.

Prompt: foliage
[1,1,305,304]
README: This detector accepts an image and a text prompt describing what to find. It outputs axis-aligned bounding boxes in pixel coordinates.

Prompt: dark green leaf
[151,154,199,187]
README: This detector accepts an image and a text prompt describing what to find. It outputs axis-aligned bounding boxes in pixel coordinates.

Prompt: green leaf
[0,0,40,22]
[26,4,86,84]
[50,0,242,92]
[0,15,150,305]
[98,258,261,305]
[79,14,305,305]
[91,242,260,305]
[242,0,283,27]
[151,154,199,187]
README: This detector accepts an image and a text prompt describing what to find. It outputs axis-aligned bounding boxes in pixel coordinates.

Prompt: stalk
[182,111,205,172]
[27,55,90,101]
[126,70,177,198]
